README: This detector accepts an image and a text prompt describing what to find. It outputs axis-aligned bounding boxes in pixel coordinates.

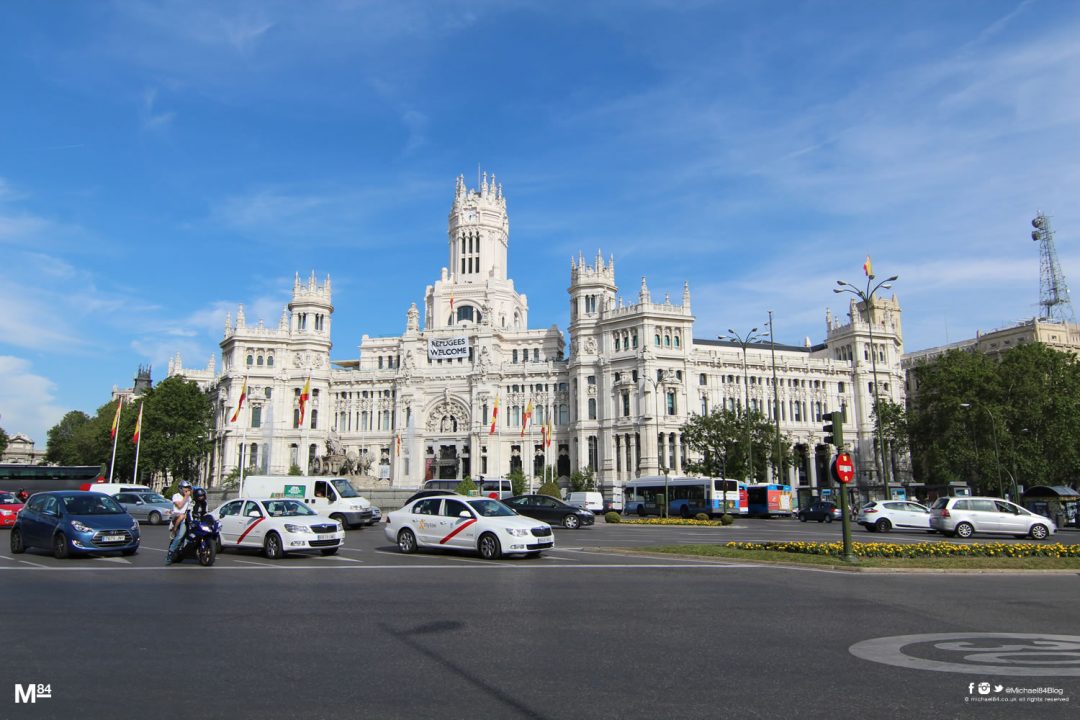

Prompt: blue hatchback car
[10,491,140,558]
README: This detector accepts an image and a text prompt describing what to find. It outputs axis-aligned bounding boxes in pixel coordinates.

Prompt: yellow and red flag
[132,402,143,444]
[450,288,455,314]
[520,400,533,438]
[230,376,248,423]
[863,255,873,277]
[396,434,401,457]
[299,376,311,426]
[109,397,123,439]
[489,395,499,435]
[545,420,553,449]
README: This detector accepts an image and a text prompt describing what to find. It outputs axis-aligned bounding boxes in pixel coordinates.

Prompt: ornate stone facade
[172,173,906,503]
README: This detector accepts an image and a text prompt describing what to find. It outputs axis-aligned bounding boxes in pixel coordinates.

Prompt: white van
[87,483,152,496]
[241,475,376,529]
[566,491,604,514]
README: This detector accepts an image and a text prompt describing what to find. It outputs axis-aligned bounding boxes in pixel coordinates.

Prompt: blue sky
[4,0,1080,445]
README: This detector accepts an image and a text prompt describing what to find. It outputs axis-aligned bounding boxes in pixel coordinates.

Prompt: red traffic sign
[833,453,855,484]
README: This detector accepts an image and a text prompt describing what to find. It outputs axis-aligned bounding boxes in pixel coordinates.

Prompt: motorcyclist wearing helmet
[190,487,208,521]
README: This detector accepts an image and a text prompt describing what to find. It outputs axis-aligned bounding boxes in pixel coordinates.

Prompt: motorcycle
[166,512,222,566]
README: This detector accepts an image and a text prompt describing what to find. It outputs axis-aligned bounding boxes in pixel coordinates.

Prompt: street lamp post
[644,372,668,517]
[720,328,763,487]
[767,311,783,484]
[960,402,1004,498]
[835,272,898,501]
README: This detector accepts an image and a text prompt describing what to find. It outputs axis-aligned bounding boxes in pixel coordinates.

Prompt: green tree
[907,343,1080,493]
[537,479,562,498]
[507,467,527,496]
[569,467,596,492]
[45,410,97,465]
[288,463,303,476]
[0,426,8,457]
[457,476,478,496]
[682,408,792,484]
[138,377,214,484]
[873,399,909,482]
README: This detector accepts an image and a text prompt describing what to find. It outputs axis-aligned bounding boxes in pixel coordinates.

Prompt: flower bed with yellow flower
[616,517,727,527]
[723,540,1080,559]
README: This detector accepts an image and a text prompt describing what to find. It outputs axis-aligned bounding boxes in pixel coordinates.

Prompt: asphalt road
[2,520,1078,720]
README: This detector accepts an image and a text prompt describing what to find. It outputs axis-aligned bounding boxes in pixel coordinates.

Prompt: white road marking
[18,559,50,568]
[233,559,278,567]
[0,562,774,572]
[93,556,131,564]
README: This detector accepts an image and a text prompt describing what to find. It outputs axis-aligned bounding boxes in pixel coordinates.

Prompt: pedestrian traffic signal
[822,411,844,449]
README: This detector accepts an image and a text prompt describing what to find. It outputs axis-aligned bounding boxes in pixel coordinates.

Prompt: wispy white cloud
[0,356,67,443]
[141,88,175,131]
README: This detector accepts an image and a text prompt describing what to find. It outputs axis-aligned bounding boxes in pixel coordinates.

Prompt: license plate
[317,534,334,541]
[101,535,125,542]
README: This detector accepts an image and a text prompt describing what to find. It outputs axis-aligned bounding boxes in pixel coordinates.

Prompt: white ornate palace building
[171,172,906,502]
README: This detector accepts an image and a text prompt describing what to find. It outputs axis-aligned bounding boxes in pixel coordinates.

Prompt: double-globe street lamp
[643,372,670,517]
[834,271,898,501]
[720,327,764,487]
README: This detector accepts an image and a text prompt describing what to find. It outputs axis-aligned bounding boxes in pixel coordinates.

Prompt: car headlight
[71,520,94,533]
[505,528,529,537]
[131,519,140,531]
[284,523,312,534]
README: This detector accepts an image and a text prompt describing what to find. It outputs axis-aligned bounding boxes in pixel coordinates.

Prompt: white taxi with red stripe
[385,495,554,559]
[211,498,344,559]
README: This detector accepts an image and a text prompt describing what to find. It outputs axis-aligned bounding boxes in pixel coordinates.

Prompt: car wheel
[263,532,284,560]
[330,514,348,530]
[53,533,70,559]
[955,522,974,539]
[478,533,502,560]
[799,514,807,522]
[148,511,162,525]
[122,547,138,557]
[320,547,339,556]
[397,528,418,554]
[1030,524,1049,540]
[875,518,892,533]
[10,528,25,553]
[563,514,580,529]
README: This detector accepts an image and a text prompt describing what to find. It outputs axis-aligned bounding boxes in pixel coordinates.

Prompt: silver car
[113,491,175,525]
[929,496,1056,540]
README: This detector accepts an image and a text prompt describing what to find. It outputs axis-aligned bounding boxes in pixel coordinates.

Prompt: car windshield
[331,479,360,498]
[0,491,17,503]
[265,500,317,517]
[466,498,516,517]
[138,493,168,504]
[63,494,125,515]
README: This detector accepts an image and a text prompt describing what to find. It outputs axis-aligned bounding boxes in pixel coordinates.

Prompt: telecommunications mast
[1031,211,1076,324]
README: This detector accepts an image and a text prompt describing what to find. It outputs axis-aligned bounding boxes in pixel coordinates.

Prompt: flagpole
[239,426,247,498]
[132,402,143,484]
[108,398,123,482]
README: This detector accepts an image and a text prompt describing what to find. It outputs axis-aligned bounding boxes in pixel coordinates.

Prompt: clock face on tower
[465,209,477,222]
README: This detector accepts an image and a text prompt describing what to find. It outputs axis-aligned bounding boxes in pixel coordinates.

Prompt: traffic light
[822,411,844,450]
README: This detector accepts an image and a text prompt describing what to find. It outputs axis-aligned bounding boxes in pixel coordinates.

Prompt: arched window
[457,305,475,323]
[654,334,661,347]
[674,335,680,348]
[632,332,638,348]
[257,355,264,366]
[267,355,274,367]
[246,355,254,367]
[614,334,621,351]
[664,335,671,347]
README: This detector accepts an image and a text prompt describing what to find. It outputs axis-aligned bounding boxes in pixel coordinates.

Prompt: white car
[384,495,554,559]
[856,500,933,533]
[211,498,345,559]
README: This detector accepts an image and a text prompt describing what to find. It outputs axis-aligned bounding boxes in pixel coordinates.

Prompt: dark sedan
[797,501,842,523]
[504,494,595,529]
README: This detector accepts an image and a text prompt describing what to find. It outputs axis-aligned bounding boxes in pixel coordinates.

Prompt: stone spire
[406,302,420,333]
[236,305,246,329]
[682,281,691,311]
[639,276,651,304]
[224,312,232,337]
[279,307,289,331]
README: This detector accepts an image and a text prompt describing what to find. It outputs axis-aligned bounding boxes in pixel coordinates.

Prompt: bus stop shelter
[1022,485,1079,529]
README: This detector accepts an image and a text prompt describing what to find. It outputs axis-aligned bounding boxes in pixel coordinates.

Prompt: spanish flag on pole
[520,400,533,438]
[396,434,401,457]
[230,376,248,423]
[299,376,311,426]
[132,402,143,444]
[863,255,873,277]
[545,419,553,449]
[489,395,499,435]
[109,397,123,439]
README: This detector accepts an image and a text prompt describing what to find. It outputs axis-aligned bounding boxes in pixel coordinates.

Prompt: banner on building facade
[428,336,469,360]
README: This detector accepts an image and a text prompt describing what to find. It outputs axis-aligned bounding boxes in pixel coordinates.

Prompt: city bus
[422,477,513,499]
[745,483,793,517]
[623,476,745,518]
